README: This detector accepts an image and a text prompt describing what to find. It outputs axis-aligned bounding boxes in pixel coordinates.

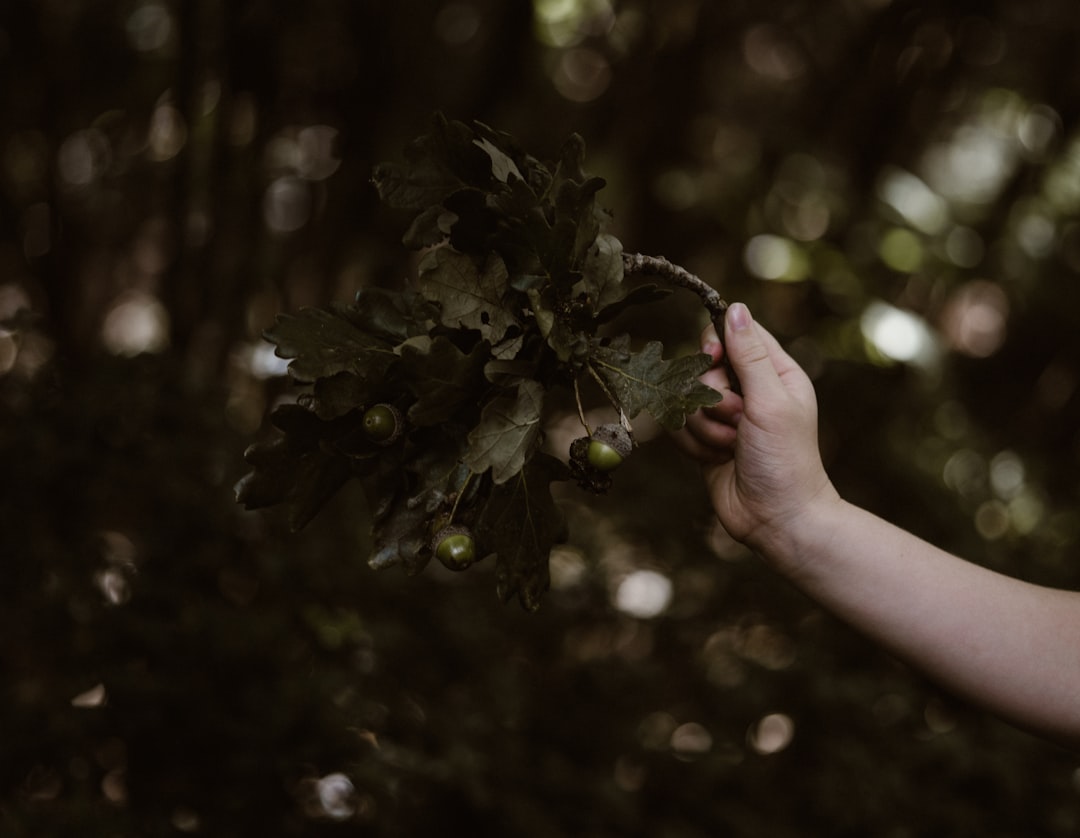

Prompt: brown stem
[622,253,741,395]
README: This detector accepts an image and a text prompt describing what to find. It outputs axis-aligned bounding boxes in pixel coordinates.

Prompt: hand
[675,303,837,550]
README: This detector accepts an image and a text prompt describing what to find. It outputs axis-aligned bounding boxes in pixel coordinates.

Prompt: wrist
[744,481,844,578]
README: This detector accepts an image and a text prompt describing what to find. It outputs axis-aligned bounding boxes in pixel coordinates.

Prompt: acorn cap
[592,423,633,458]
[430,523,473,552]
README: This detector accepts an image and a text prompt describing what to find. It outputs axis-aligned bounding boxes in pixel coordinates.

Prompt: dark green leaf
[367,435,469,573]
[371,160,462,212]
[234,435,351,531]
[595,283,672,325]
[418,247,519,344]
[400,335,488,426]
[308,373,373,420]
[401,205,456,249]
[554,133,588,184]
[287,452,352,531]
[234,438,296,510]
[463,380,544,484]
[476,453,570,612]
[473,137,524,183]
[483,358,536,387]
[265,306,398,384]
[590,338,721,431]
[370,113,488,210]
[526,287,589,365]
[347,290,439,344]
[367,491,431,573]
[581,233,625,312]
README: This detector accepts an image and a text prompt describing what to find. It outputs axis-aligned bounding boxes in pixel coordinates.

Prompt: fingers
[722,303,792,403]
[671,417,736,465]
[697,321,741,416]
[700,323,722,361]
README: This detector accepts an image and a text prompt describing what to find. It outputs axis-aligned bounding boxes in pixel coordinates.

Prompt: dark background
[4,0,1080,834]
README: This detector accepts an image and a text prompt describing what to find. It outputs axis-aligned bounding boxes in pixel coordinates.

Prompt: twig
[622,253,741,394]
[573,376,592,436]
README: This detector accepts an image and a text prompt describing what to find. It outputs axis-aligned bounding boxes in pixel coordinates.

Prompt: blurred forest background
[4,0,1080,834]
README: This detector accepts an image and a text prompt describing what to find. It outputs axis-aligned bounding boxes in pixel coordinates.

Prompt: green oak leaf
[418,247,519,344]
[234,437,296,511]
[367,491,432,574]
[367,435,471,574]
[580,232,625,312]
[473,119,552,195]
[463,379,544,485]
[347,288,439,343]
[473,137,524,183]
[286,452,353,531]
[553,174,606,271]
[476,452,570,612]
[265,305,398,384]
[595,283,672,325]
[400,335,488,426]
[371,158,462,212]
[234,408,355,531]
[402,204,456,249]
[589,337,721,431]
[371,158,460,212]
[307,372,373,420]
[483,358,536,387]
[526,287,588,365]
[370,113,488,210]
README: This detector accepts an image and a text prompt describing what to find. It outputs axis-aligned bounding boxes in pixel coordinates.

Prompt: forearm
[753,495,1080,749]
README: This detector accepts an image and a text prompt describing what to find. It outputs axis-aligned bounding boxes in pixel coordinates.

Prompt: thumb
[723,303,783,399]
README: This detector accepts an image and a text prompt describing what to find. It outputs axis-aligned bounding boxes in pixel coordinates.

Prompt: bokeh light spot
[944,225,985,268]
[101,291,171,356]
[742,24,806,81]
[940,280,1009,358]
[552,47,611,102]
[316,773,357,820]
[670,722,713,759]
[1018,104,1060,158]
[549,546,587,589]
[861,301,937,365]
[148,101,187,162]
[263,176,312,234]
[126,0,173,53]
[975,499,1010,539]
[614,569,672,619]
[71,683,108,708]
[989,450,1024,499]
[878,168,948,234]
[436,2,482,46]
[744,234,808,281]
[748,713,794,755]
[58,129,111,188]
[878,227,924,272]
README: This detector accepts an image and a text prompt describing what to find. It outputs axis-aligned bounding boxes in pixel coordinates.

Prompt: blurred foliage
[3,0,1080,835]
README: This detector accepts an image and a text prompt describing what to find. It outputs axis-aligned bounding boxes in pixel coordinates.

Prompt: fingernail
[728,302,751,331]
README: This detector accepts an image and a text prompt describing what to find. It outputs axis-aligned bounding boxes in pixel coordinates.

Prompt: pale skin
[675,302,1080,750]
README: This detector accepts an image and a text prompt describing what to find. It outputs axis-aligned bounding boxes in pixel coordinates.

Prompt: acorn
[361,403,404,445]
[431,524,478,571]
[586,423,633,472]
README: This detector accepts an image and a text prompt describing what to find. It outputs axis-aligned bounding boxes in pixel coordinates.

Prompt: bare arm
[676,303,1080,749]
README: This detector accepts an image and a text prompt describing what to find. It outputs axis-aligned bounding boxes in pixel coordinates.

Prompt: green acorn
[432,524,477,571]
[586,423,633,472]
[362,403,404,445]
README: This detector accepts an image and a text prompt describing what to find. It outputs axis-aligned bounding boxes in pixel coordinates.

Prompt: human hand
[674,303,837,551]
